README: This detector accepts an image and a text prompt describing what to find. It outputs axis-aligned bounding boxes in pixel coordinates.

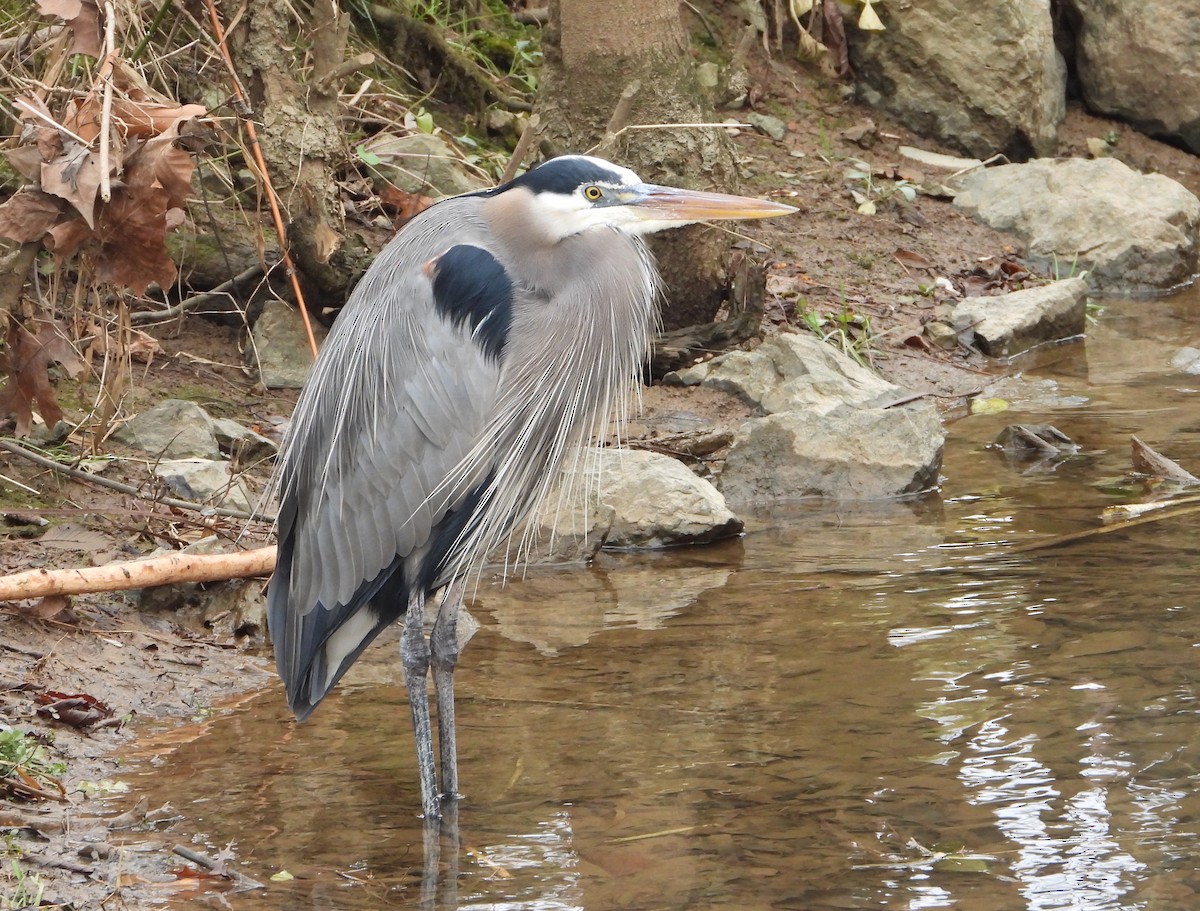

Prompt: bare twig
[0,25,64,58]
[500,112,540,184]
[603,80,641,139]
[13,98,91,146]
[1007,503,1200,554]
[99,1,117,203]
[202,0,319,359]
[129,263,267,325]
[314,51,375,93]
[0,439,275,523]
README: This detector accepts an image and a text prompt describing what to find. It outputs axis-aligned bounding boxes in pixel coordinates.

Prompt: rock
[111,400,220,459]
[249,299,324,389]
[153,459,256,513]
[992,424,1078,471]
[1065,1,1200,155]
[748,112,787,141]
[848,0,1065,158]
[1171,347,1200,375]
[953,158,1200,294]
[952,278,1088,358]
[359,132,487,198]
[139,536,265,644]
[201,579,268,645]
[526,448,742,561]
[719,404,945,503]
[924,321,959,350]
[666,332,904,415]
[212,417,278,463]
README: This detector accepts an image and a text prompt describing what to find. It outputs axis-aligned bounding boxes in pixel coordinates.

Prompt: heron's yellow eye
[583,185,603,201]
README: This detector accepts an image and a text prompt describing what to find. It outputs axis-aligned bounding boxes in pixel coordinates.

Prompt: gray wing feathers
[274,198,497,618]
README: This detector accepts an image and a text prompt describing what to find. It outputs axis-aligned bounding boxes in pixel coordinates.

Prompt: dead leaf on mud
[894,248,935,271]
[38,522,111,551]
[20,595,72,620]
[35,691,115,729]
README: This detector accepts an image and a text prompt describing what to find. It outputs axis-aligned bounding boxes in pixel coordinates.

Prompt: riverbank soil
[3,35,1200,910]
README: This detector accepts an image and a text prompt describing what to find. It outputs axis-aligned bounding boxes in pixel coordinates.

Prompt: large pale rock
[111,399,220,459]
[525,448,742,562]
[154,459,256,513]
[953,278,1088,358]
[249,299,325,389]
[719,404,944,504]
[1066,2,1200,154]
[954,158,1200,294]
[666,332,903,415]
[212,417,278,463]
[848,0,1065,158]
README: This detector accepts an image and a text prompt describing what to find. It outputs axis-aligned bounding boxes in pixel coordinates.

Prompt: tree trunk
[229,0,370,303]
[536,0,751,332]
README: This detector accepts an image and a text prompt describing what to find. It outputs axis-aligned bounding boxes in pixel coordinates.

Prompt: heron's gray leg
[430,580,464,801]
[419,815,440,911]
[400,588,440,818]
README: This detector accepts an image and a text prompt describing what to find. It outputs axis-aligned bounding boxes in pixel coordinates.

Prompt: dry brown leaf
[4,145,46,182]
[39,522,111,551]
[64,97,207,144]
[1131,436,1200,486]
[127,331,163,364]
[40,143,103,228]
[91,187,178,293]
[45,215,93,259]
[38,0,101,57]
[894,248,935,271]
[822,0,851,80]
[23,595,71,620]
[380,185,436,224]
[132,116,206,207]
[0,190,64,242]
[0,318,85,436]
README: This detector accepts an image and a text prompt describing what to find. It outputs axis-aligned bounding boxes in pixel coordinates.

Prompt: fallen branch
[1007,503,1200,554]
[172,844,265,890]
[0,546,276,602]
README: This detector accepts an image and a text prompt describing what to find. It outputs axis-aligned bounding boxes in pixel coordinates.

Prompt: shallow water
[130,290,1200,910]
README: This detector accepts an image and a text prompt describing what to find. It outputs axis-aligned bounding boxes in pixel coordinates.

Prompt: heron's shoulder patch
[428,244,513,362]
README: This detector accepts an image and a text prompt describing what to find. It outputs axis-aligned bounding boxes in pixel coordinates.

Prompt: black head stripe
[430,244,514,361]
[503,156,628,196]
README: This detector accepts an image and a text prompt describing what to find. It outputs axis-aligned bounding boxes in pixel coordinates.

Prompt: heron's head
[493,154,797,242]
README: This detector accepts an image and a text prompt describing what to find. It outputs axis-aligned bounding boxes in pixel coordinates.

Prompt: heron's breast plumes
[439,227,661,579]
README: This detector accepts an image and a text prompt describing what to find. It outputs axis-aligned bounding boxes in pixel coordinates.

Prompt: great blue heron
[266,154,795,818]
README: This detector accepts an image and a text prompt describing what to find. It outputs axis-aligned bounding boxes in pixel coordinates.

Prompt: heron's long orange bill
[628,184,798,226]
